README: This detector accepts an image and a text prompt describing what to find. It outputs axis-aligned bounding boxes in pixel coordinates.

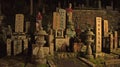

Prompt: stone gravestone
[53,12,62,37]
[95,17,102,57]
[103,20,108,37]
[58,9,66,30]
[53,12,60,30]
[54,9,66,38]
[15,14,24,32]
[7,39,12,56]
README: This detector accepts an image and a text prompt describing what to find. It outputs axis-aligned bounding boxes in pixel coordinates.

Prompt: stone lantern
[34,27,47,64]
[85,29,94,59]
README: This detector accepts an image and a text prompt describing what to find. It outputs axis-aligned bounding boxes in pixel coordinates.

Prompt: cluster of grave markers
[95,17,119,58]
[7,14,28,56]
[4,10,119,60]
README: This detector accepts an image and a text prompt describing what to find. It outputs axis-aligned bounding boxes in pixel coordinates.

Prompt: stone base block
[94,52,105,58]
[35,58,47,64]
[85,55,94,59]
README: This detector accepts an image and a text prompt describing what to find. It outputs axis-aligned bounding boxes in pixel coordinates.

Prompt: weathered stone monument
[66,3,76,37]
[53,12,60,30]
[15,14,24,32]
[95,17,102,58]
[53,12,61,37]
[103,20,109,37]
[58,8,66,30]
[55,8,66,37]
[7,14,28,56]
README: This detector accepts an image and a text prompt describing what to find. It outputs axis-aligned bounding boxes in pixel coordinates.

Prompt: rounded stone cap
[86,31,94,36]
[86,31,95,36]
[86,29,94,36]
[35,30,48,36]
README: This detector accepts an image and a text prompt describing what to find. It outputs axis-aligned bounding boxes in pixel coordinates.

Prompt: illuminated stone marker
[95,17,102,57]
[15,14,24,32]
[103,20,108,37]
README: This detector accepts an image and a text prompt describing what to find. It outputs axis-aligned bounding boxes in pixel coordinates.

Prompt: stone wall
[73,10,120,30]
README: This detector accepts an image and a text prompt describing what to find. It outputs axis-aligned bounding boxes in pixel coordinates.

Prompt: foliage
[89,58,105,67]
[36,64,49,67]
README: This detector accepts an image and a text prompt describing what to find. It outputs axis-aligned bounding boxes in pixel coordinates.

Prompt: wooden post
[30,0,33,15]
[98,0,102,9]
[110,34,113,52]
[114,31,118,49]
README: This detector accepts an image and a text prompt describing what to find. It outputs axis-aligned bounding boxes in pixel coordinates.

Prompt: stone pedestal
[85,29,94,59]
[13,39,22,55]
[86,43,94,59]
[35,47,46,64]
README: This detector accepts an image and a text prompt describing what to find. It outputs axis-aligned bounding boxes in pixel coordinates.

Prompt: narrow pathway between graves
[53,58,89,67]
